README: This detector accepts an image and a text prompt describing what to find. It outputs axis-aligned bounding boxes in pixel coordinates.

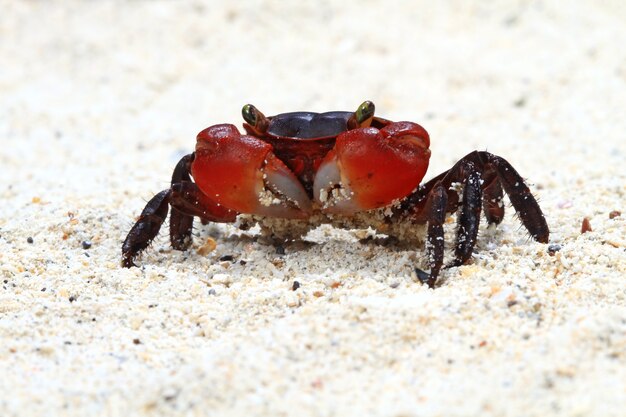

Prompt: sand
[1,1,625,416]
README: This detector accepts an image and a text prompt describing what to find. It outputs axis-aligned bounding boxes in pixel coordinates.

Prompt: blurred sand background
[1,1,625,416]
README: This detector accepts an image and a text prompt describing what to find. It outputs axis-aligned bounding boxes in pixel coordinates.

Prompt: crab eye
[355,100,375,125]
[242,104,258,126]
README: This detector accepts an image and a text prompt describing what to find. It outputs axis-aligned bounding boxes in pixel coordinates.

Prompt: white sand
[1,1,625,416]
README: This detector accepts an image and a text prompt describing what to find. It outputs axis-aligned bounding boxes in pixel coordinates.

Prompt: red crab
[122,101,549,287]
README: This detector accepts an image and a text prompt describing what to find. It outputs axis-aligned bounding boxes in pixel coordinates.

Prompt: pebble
[548,244,562,256]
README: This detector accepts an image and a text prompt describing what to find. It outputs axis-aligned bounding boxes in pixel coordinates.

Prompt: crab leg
[487,153,549,243]
[421,184,448,288]
[122,153,237,268]
[481,167,505,225]
[122,189,171,268]
[169,154,195,250]
[122,183,237,268]
[451,168,483,267]
[400,150,548,286]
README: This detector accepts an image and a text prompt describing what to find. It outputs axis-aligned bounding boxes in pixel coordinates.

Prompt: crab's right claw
[313,122,431,214]
[191,124,311,218]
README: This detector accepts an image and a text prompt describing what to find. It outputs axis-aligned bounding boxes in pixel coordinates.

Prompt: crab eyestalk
[356,100,375,126]
[348,100,376,129]
[242,104,269,135]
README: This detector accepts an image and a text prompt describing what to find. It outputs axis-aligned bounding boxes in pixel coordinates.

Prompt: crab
[122,101,549,287]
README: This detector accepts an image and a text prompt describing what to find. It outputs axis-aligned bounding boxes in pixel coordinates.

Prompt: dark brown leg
[169,154,195,250]
[451,168,483,267]
[122,183,238,268]
[481,167,505,225]
[482,153,549,243]
[403,150,548,287]
[428,151,549,245]
[411,159,483,272]
[122,189,172,268]
[415,183,447,288]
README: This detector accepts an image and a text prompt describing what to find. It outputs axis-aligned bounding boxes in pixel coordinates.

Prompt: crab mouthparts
[254,155,312,218]
[312,157,360,214]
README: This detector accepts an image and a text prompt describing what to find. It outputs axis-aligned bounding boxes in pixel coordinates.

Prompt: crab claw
[313,121,431,214]
[191,124,311,218]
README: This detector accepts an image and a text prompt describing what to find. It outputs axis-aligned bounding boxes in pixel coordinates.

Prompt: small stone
[219,255,234,262]
[609,210,621,219]
[27,237,33,244]
[132,338,141,345]
[275,245,285,255]
[81,240,92,250]
[271,258,285,268]
[197,237,217,256]
[292,281,301,291]
[212,273,231,284]
[547,244,562,256]
[581,217,592,234]
[414,267,430,283]
[513,97,526,107]
[36,345,55,355]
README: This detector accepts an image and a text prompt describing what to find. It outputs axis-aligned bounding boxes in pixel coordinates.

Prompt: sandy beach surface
[1,1,625,416]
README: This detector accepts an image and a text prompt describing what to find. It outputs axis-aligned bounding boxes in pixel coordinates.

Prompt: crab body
[122,101,549,288]
[191,107,430,220]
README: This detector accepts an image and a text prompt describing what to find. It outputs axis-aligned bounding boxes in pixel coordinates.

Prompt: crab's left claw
[192,124,311,219]
[313,121,431,214]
